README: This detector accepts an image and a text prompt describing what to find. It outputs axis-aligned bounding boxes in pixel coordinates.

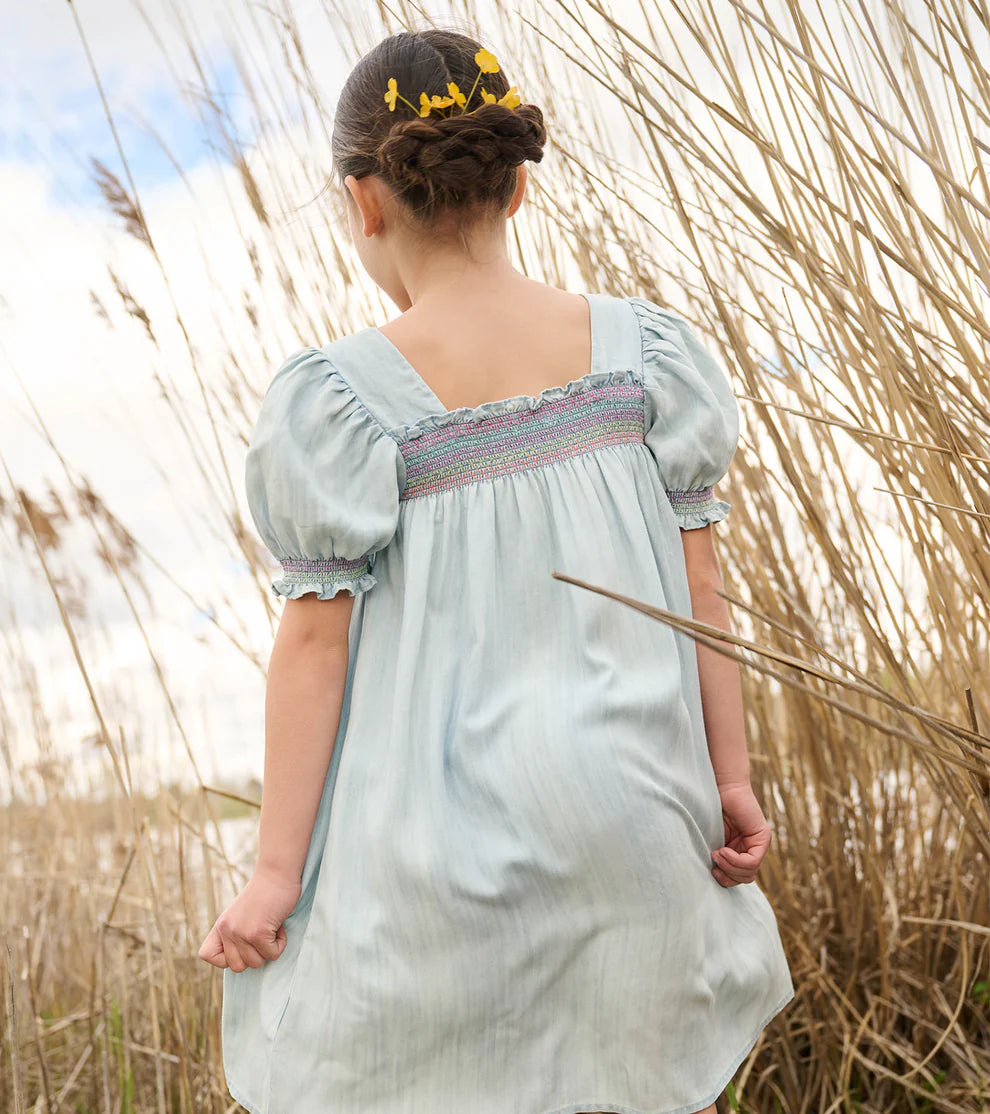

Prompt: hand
[710,781,772,887]
[198,864,302,971]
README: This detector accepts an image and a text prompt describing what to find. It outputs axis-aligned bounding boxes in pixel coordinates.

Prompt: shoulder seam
[620,297,652,444]
[314,348,401,445]
[622,295,651,378]
[283,344,408,494]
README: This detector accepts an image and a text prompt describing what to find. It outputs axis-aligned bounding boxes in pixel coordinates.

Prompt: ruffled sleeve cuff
[270,554,377,600]
[666,486,732,530]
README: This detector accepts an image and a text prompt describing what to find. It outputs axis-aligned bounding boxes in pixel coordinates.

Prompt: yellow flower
[475,48,500,73]
[480,87,497,104]
[497,86,521,109]
[447,82,467,108]
[418,92,432,117]
[430,93,455,109]
[384,77,399,112]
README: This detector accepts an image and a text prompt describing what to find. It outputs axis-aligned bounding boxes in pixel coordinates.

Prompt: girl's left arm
[254,593,355,884]
[199,593,354,971]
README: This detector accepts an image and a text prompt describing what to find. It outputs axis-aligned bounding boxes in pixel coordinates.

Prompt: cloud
[0,0,252,200]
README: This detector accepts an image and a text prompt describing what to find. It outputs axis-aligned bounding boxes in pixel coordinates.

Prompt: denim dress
[221,292,795,1114]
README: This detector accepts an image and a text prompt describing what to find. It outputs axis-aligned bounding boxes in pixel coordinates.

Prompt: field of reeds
[2,0,988,1111]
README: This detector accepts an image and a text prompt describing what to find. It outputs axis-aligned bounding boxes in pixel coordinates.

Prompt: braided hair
[331,29,546,227]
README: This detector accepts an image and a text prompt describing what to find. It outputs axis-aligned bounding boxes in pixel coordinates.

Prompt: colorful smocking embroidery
[398,380,646,500]
[665,487,718,515]
[276,554,370,587]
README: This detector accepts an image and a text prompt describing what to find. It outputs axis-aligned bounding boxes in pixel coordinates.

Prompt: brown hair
[331,29,546,231]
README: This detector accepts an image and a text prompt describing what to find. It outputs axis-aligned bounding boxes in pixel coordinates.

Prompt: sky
[0,0,339,798]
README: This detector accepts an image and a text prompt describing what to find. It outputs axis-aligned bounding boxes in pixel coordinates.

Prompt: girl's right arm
[680,523,773,888]
[680,523,750,790]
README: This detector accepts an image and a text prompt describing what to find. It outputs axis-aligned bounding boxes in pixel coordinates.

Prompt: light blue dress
[222,292,795,1114]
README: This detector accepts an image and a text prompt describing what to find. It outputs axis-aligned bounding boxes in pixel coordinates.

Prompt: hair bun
[377,102,546,198]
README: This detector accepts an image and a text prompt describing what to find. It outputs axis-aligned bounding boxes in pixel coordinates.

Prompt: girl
[200,26,795,1114]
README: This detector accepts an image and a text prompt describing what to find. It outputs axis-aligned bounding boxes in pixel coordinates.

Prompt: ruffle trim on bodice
[395,373,647,501]
[389,369,644,444]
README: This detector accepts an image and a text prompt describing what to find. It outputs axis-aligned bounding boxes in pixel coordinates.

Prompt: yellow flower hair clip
[384,49,522,118]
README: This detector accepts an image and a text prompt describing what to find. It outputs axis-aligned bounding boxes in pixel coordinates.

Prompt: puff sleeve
[628,297,741,530]
[244,346,405,599]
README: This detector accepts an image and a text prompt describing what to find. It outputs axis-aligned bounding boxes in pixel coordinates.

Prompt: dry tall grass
[2,1,988,1111]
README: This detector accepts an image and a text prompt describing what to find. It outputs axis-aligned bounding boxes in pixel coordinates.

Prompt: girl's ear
[344,174,387,237]
[506,164,527,219]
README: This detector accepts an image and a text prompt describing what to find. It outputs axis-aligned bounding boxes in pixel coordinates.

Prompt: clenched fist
[199,864,302,972]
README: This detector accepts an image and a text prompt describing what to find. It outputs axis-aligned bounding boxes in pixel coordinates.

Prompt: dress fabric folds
[222,291,795,1114]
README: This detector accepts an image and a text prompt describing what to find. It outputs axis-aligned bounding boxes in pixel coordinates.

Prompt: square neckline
[363,290,601,419]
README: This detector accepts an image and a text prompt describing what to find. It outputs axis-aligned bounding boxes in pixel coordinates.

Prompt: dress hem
[537,982,796,1114]
[222,984,795,1114]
